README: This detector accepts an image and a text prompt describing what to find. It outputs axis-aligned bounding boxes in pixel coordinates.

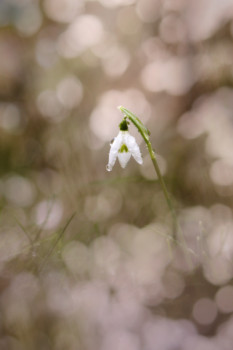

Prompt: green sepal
[119,118,129,131]
[118,106,150,143]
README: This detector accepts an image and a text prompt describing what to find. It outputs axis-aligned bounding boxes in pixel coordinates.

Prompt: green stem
[118,106,178,237]
[118,106,193,266]
[147,141,177,236]
[147,143,191,265]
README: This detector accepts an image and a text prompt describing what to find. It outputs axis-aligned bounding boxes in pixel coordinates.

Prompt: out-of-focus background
[1,0,233,349]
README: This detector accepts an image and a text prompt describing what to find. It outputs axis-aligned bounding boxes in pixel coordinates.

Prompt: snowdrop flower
[106,119,143,171]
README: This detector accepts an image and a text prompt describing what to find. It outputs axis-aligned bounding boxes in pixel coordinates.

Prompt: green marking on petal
[119,144,128,153]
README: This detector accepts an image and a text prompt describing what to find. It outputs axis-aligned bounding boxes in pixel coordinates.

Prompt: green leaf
[118,106,150,143]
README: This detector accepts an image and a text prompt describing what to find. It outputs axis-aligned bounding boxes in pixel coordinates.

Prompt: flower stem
[118,106,178,238]
[147,141,191,265]
[147,141,178,235]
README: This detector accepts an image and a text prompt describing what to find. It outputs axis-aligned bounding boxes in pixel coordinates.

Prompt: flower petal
[107,132,123,171]
[118,151,131,168]
[125,134,143,165]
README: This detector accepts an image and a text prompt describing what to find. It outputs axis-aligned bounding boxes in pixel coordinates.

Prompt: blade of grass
[38,212,76,272]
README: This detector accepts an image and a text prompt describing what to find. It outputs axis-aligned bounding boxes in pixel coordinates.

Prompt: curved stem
[146,142,178,236]
[118,106,178,238]
[117,107,193,267]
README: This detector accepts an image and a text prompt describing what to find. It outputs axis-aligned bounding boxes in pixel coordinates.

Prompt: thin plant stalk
[38,212,76,272]
[146,141,178,235]
[118,106,178,238]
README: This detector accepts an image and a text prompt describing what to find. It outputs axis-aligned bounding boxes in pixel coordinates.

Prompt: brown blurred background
[1,0,233,349]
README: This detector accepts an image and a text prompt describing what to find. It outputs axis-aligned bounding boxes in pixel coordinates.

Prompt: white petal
[106,150,117,171]
[125,134,143,165]
[113,131,124,148]
[118,151,131,168]
[107,132,123,171]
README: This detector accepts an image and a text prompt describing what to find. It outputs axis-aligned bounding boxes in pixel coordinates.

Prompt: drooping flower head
[106,118,143,171]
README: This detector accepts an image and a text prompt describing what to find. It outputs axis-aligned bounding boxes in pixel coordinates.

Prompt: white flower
[106,131,143,171]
